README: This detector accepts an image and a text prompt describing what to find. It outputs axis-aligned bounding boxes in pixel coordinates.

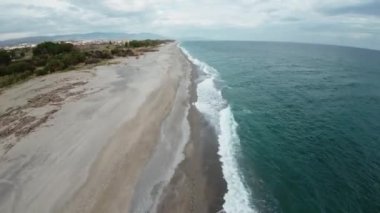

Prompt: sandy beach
[0,42,226,213]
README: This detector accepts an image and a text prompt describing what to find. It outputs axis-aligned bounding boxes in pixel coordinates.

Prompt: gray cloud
[321,0,380,17]
[0,0,379,50]
[281,17,302,22]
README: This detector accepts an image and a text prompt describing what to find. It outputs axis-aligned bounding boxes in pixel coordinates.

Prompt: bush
[6,61,35,74]
[0,75,16,87]
[0,50,11,65]
[0,71,33,87]
[111,48,132,57]
[62,51,86,66]
[0,66,7,76]
[33,55,49,66]
[111,48,121,55]
[33,42,74,56]
[35,67,48,76]
[45,58,65,72]
[92,50,113,59]
[14,70,32,81]
[126,40,165,48]
[127,40,144,48]
[85,58,100,64]
[126,49,138,56]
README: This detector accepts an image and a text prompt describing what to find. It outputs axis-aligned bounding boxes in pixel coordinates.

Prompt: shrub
[33,42,74,56]
[35,67,48,76]
[127,40,144,48]
[62,51,86,66]
[0,50,11,65]
[111,48,120,55]
[92,50,113,59]
[45,58,65,72]
[0,66,7,76]
[126,39,166,48]
[85,58,100,64]
[14,71,32,81]
[33,55,49,66]
[0,75,16,87]
[6,61,35,74]
[126,49,138,56]
[84,51,93,57]
[0,71,34,87]
[111,48,133,57]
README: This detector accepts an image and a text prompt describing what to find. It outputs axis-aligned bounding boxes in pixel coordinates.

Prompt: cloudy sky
[0,0,379,49]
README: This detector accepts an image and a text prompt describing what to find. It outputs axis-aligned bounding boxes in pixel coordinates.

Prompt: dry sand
[0,43,199,213]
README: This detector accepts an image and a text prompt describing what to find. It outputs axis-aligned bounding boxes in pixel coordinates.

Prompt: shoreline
[157,54,227,212]
[0,42,226,213]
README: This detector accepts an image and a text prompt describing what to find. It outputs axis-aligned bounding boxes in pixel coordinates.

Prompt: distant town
[3,40,127,50]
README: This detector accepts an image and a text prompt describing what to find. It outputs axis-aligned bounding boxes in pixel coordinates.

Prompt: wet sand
[157,63,227,213]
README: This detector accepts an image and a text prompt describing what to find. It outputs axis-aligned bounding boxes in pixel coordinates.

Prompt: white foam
[179,43,256,213]
[219,106,256,213]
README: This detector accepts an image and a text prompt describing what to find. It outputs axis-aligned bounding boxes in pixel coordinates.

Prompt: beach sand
[0,43,225,213]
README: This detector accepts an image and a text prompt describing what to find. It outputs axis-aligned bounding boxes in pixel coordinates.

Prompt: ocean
[180,41,380,213]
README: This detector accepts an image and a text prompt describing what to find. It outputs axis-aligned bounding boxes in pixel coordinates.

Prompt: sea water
[180,41,380,213]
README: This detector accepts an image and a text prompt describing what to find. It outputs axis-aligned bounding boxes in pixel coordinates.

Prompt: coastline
[156,56,227,212]
[0,42,226,213]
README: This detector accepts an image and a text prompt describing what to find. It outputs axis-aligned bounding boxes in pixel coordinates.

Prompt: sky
[0,0,379,49]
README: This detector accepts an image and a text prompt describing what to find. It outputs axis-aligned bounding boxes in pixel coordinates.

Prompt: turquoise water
[181,41,380,213]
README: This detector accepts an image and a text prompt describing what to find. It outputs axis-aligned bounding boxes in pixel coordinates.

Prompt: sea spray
[179,44,255,213]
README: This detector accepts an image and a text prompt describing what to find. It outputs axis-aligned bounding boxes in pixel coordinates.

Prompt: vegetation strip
[0,39,172,88]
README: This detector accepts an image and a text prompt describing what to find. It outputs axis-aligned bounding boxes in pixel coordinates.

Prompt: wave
[179,43,256,213]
